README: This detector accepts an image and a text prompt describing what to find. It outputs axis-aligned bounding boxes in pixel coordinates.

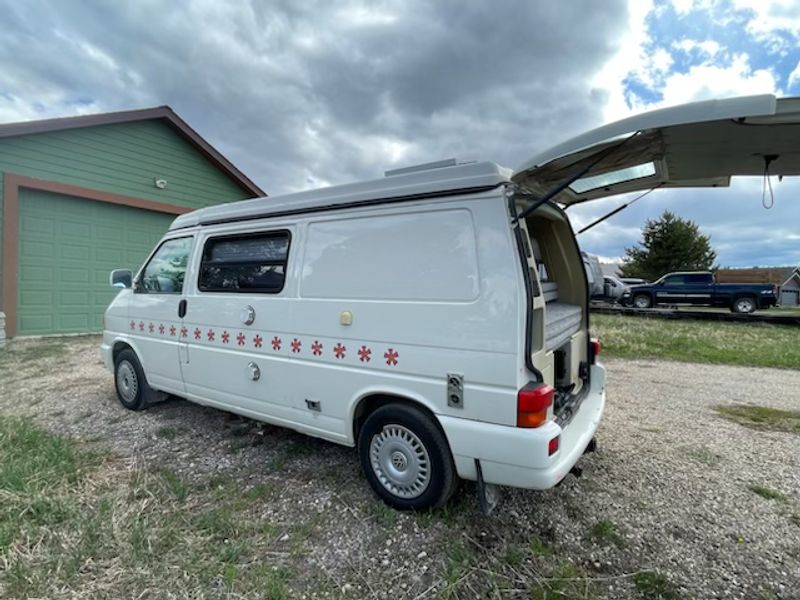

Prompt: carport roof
[0,106,265,198]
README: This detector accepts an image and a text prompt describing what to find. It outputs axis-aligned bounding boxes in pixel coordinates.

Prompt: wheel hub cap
[369,425,431,499]
[116,360,138,403]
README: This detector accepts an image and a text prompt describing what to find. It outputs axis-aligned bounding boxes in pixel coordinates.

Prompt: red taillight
[548,435,560,456]
[590,337,600,364]
[517,383,554,428]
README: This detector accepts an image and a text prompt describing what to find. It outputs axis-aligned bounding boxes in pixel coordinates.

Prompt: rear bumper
[439,363,606,489]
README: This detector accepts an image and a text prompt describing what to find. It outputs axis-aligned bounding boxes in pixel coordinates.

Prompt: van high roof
[170,160,512,230]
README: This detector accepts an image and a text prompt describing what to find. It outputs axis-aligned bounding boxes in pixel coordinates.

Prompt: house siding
[0,119,255,314]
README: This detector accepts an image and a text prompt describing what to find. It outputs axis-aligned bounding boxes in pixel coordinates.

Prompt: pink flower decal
[207,329,215,342]
[384,348,399,366]
[271,336,282,351]
[334,343,346,359]
[158,323,165,335]
[311,341,323,356]
[180,326,188,338]
[358,345,371,362]
[254,335,263,348]
[194,328,202,340]
[148,322,155,333]
[222,331,230,344]
[236,332,246,346]
[170,325,177,336]
[130,320,136,330]
[291,339,302,353]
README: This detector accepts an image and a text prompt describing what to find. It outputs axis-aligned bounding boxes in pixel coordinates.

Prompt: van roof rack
[385,158,460,177]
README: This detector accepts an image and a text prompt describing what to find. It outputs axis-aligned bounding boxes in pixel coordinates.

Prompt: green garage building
[0,107,264,341]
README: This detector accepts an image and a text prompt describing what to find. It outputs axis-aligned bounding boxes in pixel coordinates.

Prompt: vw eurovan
[103,94,800,510]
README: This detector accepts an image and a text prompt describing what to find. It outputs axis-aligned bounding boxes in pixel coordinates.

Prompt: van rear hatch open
[511,94,800,206]
[509,93,800,422]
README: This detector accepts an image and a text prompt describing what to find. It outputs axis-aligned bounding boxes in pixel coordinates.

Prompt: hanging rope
[761,154,778,210]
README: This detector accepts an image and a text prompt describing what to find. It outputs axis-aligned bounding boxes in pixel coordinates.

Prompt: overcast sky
[1,0,799,267]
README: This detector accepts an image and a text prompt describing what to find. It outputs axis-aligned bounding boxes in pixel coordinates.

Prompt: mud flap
[475,459,501,516]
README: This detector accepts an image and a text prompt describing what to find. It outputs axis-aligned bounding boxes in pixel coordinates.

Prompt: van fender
[107,334,145,368]
[347,384,441,445]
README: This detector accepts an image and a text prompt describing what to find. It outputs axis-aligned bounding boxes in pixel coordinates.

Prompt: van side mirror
[110,269,132,289]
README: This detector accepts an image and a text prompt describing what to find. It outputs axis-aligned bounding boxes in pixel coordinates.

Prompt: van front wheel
[114,349,153,411]
[358,404,456,510]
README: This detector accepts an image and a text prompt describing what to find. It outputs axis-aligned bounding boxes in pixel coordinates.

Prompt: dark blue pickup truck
[620,271,778,314]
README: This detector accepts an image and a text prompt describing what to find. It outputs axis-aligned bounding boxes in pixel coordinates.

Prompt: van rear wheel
[358,403,456,510]
[114,349,153,411]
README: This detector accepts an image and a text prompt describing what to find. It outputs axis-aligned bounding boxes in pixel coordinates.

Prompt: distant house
[716,267,800,307]
[0,107,264,342]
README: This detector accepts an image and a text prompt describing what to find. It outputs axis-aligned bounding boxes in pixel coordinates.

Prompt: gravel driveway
[1,335,798,599]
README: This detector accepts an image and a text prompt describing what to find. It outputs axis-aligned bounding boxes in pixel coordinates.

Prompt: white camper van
[102,94,800,510]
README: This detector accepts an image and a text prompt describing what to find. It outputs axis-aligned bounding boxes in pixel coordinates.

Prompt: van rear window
[198,231,290,293]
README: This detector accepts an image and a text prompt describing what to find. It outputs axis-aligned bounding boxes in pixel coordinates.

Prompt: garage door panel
[20,215,56,236]
[19,266,54,284]
[58,313,90,330]
[20,239,55,260]
[58,268,90,284]
[60,221,91,238]
[19,314,54,334]
[17,188,176,335]
[59,290,90,306]
[61,244,91,261]
[96,225,123,241]
[19,290,55,306]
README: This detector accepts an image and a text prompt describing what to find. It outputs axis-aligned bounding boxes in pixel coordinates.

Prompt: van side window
[139,237,193,293]
[198,231,290,293]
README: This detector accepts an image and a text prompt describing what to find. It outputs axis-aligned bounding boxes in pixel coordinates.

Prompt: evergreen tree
[619,211,717,281]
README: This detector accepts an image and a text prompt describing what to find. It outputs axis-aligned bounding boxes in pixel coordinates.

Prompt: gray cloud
[1,0,796,267]
[0,0,627,191]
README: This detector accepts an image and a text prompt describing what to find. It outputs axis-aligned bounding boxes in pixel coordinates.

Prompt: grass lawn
[0,416,292,599]
[591,313,800,369]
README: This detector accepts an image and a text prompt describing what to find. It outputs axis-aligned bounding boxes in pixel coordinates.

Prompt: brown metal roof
[0,106,265,197]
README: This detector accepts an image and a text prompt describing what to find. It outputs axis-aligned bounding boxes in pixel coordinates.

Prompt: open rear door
[512,94,800,206]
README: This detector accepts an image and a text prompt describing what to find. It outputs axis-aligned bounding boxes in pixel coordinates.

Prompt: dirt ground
[1,335,799,599]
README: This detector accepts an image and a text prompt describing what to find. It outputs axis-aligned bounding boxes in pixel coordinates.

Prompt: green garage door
[17,188,175,335]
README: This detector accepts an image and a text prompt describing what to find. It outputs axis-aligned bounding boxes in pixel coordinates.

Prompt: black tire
[731,296,756,314]
[358,403,456,511]
[114,348,153,411]
[632,293,652,309]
